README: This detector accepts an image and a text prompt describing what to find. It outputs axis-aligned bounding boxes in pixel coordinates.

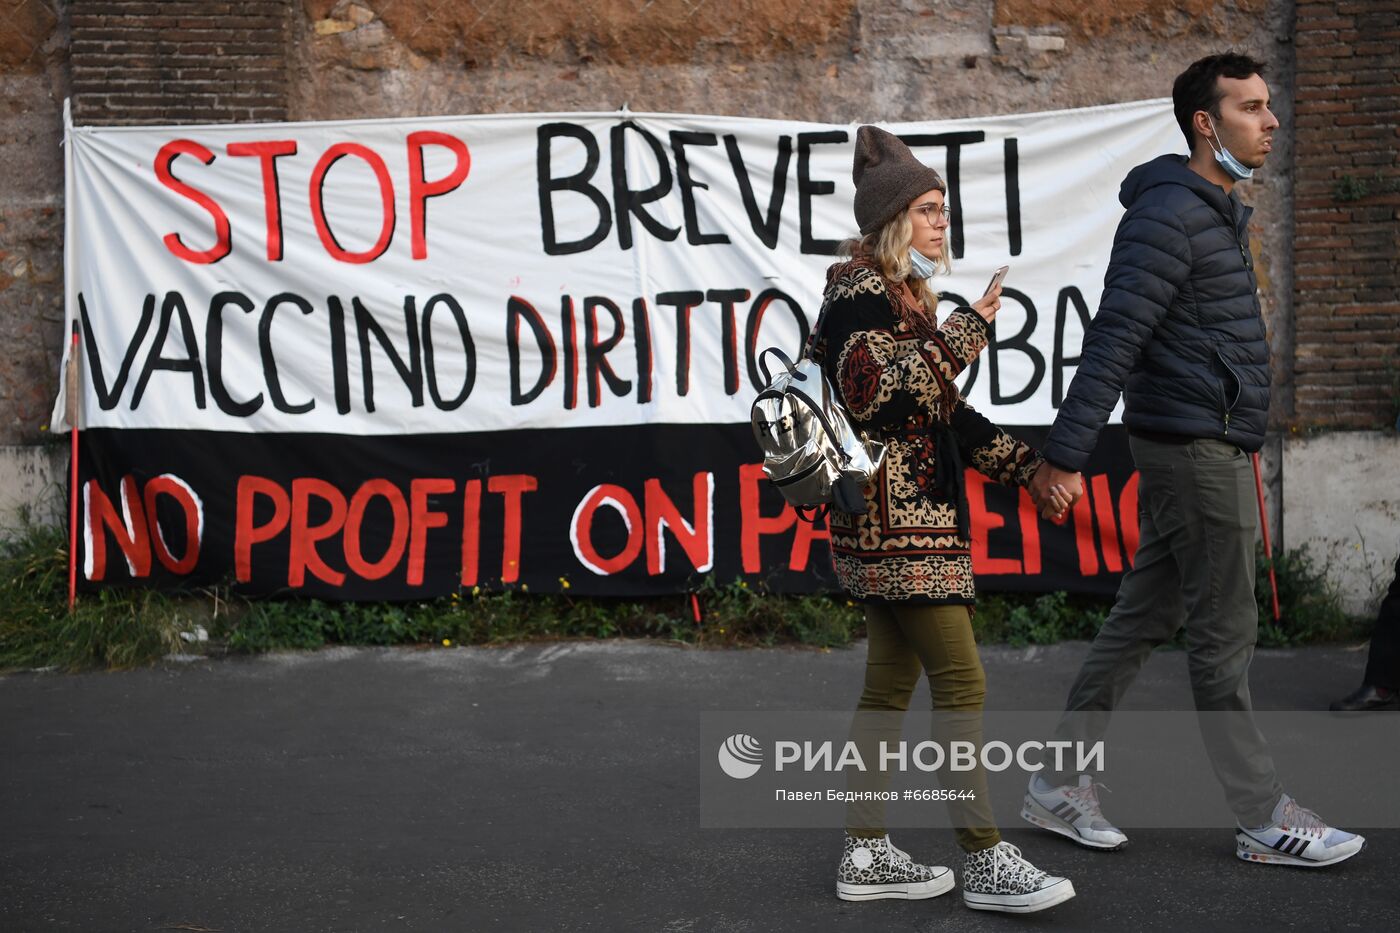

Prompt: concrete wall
[0,443,65,529]
[1283,431,1400,616]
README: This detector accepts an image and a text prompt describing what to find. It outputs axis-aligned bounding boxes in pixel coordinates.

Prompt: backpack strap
[757,347,797,385]
[784,384,854,468]
[802,299,832,361]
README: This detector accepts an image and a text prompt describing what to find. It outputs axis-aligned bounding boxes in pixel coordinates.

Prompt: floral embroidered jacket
[813,257,1045,604]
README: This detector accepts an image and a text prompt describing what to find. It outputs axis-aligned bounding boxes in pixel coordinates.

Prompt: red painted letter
[1119,472,1141,567]
[1090,473,1123,573]
[289,478,348,587]
[1016,486,1043,575]
[143,474,202,574]
[461,478,482,587]
[738,462,795,574]
[966,472,1021,576]
[407,131,471,260]
[227,140,298,261]
[156,139,231,264]
[789,514,829,572]
[572,484,643,576]
[235,476,289,583]
[309,143,396,263]
[407,478,455,586]
[645,472,714,575]
[85,476,151,580]
[489,475,538,584]
[344,479,409,581]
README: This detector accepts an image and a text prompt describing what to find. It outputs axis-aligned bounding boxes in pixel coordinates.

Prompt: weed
[1256,543,1359,647]
[0,525,185,670]
[0,523,1366,672]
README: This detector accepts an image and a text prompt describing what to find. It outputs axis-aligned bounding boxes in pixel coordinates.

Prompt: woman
[819,126,1074,913]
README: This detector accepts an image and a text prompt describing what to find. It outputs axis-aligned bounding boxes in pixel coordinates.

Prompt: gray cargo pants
[1051,435,1284,827]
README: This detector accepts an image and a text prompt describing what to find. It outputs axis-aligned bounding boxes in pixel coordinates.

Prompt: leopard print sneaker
[836,833,955,901]
[961,841,1075,913]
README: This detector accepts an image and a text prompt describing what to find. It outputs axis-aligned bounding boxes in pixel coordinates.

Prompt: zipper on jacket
[1227,198,1253,271]
[1214,349,1244,436]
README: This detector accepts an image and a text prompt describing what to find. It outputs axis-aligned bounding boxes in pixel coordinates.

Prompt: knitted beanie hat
[852,125,945,236]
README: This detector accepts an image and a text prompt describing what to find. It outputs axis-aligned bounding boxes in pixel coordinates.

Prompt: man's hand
[1030,462,1084,521]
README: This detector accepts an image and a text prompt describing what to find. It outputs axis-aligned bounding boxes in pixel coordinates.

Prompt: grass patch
[0,522,1366,672]
[1255,543,1358,647]
[0,525,186,671]
[974,591,1111,647]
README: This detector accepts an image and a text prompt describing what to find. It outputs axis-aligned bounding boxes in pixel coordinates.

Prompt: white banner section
[53,100,1178,435]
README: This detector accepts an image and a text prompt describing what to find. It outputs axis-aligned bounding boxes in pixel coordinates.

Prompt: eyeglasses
[912,203,951,226]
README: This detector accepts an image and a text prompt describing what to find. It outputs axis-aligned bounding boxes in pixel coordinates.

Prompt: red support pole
[1251,452,1281,623]
[67,323,80,613]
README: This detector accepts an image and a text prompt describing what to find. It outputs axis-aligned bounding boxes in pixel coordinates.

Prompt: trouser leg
[1362,549,1400,690]
[897,604,1000,852]
[1165,439,1283,826]
[845,603,921,837]
[1049,439,1187,783]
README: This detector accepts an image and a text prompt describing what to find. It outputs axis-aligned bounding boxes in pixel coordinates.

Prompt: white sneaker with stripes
[1021,774,1128,850]
[1235,794,1365,868]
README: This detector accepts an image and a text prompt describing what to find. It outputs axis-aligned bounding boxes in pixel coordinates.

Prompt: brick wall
[0,0,1301,449]
[70,0,290,125]
[1292,0,1400,429]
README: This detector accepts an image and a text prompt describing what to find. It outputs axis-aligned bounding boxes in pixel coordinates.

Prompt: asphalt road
[1,638,1392,932]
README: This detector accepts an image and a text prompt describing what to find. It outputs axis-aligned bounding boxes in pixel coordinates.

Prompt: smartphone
[983,265,1010,296]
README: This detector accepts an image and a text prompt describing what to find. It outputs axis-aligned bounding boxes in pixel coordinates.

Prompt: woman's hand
[971,284,1002,323]
[1039,483,1073,521]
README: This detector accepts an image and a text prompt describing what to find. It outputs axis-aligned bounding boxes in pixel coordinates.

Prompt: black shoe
[1330,684,1400,711]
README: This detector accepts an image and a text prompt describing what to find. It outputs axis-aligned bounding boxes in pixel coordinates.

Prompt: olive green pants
[845,602,1001,852]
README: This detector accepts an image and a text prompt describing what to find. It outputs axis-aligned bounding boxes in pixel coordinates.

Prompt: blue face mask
[1205,114,1253,181]
[908,247,938,280]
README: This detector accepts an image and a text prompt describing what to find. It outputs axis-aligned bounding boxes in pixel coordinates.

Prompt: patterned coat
[813,257,1045,605]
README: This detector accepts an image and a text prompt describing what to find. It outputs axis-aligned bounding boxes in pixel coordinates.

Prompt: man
[1330,549,1400,710]
[1020,52,1365,867]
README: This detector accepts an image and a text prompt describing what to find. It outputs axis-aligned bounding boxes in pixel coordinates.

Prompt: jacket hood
[1119,154,1246,228]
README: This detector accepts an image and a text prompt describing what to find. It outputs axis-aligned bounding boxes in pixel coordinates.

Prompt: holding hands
[1030,462,1084,521]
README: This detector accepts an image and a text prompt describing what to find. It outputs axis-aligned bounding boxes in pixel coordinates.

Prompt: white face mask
[908,247,938,279]
[1205,114,1253,181]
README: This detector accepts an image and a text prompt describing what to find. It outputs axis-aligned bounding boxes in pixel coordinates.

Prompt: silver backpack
[750,329,887,521]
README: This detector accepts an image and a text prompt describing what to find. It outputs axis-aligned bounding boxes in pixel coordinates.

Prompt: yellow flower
[472,585,481,596]
[521,583,529,592]
[442,639,452,647]
[559,576,571,590]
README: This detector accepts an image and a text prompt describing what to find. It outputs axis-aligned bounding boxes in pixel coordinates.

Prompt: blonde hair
[839,209,952,315]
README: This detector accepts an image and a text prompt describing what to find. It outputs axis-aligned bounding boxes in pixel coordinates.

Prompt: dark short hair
[1172,52,1268,148]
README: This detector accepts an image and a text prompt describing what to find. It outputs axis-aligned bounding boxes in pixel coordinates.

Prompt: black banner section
[74,425,1137,600]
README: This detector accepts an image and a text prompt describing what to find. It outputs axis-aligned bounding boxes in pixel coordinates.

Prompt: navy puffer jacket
[1041,154,1270,472]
